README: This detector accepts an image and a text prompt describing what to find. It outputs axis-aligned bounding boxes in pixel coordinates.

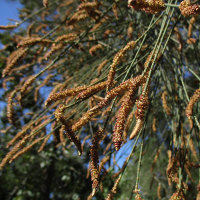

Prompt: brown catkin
[26,22,35,37]
[59,125,66,147]
[157,183,162,200]
[38,134,52,152]
[166,153,179,185]
[152,117,157,132]
[2,47,28,77]
[112,3,118,19]
[43,0,48,7]
[45,85,87,106]
[184,163,194,182]
[101,75,143,110]
[54,105,82,155]
[187,16,197,44]
[71,107,99,132]
[9,137,43,163]
[3,77,15,90]
[78,2,98,11]
[55,33,77,42]
[113,85,136,151]
[35,23,48,33]
[107,41,136,88]
[97,59,108,75]
[65,126,82,155]
[130,94,149,139]
[127,22,134,39]
[6,123,32,148]
[130,119,143,140]
[30,118,51,137]
[174,27,183,51]
[128,0,165,14]
[187,17,196,38]
[67,10,88,25]
[185,88,200,121]
[105,176,121,200]
[44,43,64,60]
[17,37,51,47]
[10,62,33,75]
[7,90,16,125]
[90,16,108,32]
[0,135,29,169]
[169,189,185,200]
[0,24,18,30]
[20,75,37,97]
[76,81,107,100]
[135,193,144,200]
[179,0,200,17]
[89,44,102,56]
[90,129,104,192]
[161,91,171,116]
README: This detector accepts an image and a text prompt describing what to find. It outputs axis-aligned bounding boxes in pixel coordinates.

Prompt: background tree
[0,0,200,199]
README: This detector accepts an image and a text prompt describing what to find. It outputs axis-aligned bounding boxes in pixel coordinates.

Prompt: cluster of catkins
[41,39,154,195]
[128,0,200,17]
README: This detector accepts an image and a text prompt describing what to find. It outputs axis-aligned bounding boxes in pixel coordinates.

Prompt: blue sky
[0,0,22,25]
